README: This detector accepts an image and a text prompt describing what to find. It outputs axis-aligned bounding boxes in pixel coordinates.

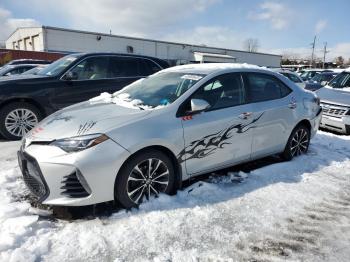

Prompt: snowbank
[0,131,349,261]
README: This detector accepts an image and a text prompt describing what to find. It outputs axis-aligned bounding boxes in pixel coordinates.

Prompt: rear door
[51,56,113,109]
[105,56,146,94]
[180,73,256,175]
[243,72,297,158]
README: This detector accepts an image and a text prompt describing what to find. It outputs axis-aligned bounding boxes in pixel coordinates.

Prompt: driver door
[179,73,255,175]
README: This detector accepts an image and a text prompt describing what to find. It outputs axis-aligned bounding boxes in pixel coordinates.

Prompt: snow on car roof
[162,63,266,75]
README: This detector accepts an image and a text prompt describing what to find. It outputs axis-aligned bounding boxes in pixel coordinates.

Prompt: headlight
[50,134,109,152]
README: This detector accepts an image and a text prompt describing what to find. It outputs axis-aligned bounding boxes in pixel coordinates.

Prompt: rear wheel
[115,149,176,209]
[281,124,310,161]
[0,102,42,140]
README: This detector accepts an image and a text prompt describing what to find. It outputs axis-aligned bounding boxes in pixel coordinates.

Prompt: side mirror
[190,99,210,114]
[321,81,328,86]
[63,71,78,81]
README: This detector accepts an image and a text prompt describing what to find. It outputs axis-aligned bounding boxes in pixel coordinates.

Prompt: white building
[6,26,281,67]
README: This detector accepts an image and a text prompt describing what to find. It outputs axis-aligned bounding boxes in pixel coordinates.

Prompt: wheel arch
[0,98,46,118]
[294,119,311,132]
[116,145,183,191]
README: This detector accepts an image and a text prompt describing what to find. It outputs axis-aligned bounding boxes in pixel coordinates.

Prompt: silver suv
[316,70,350,134]
[18,64,322,208]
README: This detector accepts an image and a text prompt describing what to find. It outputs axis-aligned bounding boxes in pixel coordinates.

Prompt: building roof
[7,26,281,58]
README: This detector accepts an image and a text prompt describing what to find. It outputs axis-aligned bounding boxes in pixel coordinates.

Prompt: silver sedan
[18,64,322,208]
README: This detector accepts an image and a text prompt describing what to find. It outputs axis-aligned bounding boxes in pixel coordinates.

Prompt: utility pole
[310,35,316,68]
[322,42,329,69]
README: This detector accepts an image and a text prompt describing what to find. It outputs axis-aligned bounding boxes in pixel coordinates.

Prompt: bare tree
[334,56,344,66]
[243,38,259,52]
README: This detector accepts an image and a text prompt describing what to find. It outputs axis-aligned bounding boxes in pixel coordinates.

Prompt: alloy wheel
[4,108,38,138]
[127,158,170,204]
[290,128,309,157]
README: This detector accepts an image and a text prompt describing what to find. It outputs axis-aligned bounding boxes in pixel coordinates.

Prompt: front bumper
[18,139,130,206]
[320,114,350,134]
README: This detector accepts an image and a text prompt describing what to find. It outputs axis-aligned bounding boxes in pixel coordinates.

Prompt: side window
[8,68,20,75]
[245,73,291,103]
[145,60,162,74]
[109,57,139,78]
[191,73,246,110]
[69,56,109,80]
[138,59,153,76]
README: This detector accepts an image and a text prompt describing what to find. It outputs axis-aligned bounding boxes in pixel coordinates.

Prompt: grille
[19,152,48,200]
[321,103,349,118]
[61,171,90,198]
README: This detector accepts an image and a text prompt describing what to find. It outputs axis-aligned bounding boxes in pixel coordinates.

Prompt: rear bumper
[320,114,350,134]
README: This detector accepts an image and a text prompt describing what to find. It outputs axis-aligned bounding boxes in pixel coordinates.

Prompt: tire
[115,149,176,209]
[281,124,310,161]
[0,102,42,140]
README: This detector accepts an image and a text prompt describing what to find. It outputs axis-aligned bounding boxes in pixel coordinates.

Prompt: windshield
[22,67,42,75]
[114,72,205,108]
[37,55,79,76]
[328,72,350,89]
[0,66,11,75]
[311,73,323,82]
[281,72,302,83]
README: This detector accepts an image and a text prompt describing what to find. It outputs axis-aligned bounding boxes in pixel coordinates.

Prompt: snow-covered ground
[0,131,350,261]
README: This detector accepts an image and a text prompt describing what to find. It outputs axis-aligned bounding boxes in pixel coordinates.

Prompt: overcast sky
[1,0,349,60]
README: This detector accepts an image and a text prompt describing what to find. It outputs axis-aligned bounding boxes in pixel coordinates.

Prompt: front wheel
[0,102,42,140]
[115,149,176,209]
[281,124,310,161]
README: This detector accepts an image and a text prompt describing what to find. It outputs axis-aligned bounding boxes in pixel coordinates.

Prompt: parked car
[305,72,338,91]
[18,63,322,208]
[272,69,305,88]
[0,52,169,140]
[0,64,38,77]
[3,59,51,66]
[299,69,333,81]
[316,70,350,134]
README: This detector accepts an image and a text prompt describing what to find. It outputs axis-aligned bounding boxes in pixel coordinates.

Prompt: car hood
[316,86,350,106]
[27,101,153,140]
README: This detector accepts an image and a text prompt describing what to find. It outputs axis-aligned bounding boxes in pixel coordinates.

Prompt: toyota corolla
[18,64,322,208]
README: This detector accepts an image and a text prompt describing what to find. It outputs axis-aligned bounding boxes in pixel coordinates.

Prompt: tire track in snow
[247,175,350,261]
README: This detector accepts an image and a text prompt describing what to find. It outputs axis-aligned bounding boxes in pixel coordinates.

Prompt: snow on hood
[316,86,350,106]
[90,92,151,110]
[27,99,152,140]
[89,92,166,110]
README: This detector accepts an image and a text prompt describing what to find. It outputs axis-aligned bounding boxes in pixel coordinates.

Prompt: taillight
[314,96,320,105]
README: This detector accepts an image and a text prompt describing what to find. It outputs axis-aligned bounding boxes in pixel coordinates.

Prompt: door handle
[239,112,253,119]
[288,102,297,109]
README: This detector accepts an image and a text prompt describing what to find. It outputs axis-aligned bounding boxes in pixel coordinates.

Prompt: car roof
[319,71,338,75]
[161,63,266,75]
[303,68,326,72]
[6,64,38,68]
[271,68,298,74]
[73,52,169,68]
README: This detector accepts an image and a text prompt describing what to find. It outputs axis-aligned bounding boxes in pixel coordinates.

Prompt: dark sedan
[0,52,169,140]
